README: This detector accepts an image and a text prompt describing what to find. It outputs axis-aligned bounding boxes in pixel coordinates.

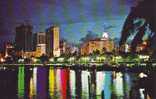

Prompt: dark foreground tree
[120,0,156,56]
[119,0,156,98]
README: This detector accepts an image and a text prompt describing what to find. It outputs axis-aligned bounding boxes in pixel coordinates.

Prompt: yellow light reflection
[29,67,37,99]
[49,67,55,97]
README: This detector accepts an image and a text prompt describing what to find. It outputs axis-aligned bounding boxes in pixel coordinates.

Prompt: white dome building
[101,32,109,40]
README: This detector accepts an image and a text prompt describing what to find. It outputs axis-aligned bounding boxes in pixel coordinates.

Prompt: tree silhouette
[119,0,156,56]
[119,0,156,98]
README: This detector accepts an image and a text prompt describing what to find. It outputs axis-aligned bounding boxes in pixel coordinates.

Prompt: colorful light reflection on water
[18,65,25,98]
[0,65,144,99]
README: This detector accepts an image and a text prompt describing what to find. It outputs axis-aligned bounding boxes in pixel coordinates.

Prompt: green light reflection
[18,65,25,98]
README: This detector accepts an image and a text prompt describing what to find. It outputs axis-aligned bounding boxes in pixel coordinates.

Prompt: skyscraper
[36,32,46,56]
[46,26,60,57]
[15,24,33,52]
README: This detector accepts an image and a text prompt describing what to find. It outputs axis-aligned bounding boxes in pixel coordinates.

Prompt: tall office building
[36,32,46,56]
[15,24,33,52]
[46,26,60,57]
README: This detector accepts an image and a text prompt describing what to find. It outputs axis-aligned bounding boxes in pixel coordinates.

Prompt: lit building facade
[35,32,46,57]
[81,39,114,55]
[46,26,60,57]
[60,40,67,55]
[15,24,33,52]
[136,41,148,53]
[120,44,131,53]
[80,33,114,55]
[60,40,79,56]
[5,42,14,57]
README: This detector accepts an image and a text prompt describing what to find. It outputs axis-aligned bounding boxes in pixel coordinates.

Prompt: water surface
[0,66,144,99]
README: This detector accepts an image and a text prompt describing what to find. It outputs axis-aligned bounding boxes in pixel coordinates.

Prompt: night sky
[0,0,137,45]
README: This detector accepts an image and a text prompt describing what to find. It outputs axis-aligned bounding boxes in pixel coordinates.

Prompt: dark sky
[0,0,137,45]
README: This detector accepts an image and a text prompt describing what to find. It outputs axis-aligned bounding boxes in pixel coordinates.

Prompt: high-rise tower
[15,24,33,52]
[46,26,60,57]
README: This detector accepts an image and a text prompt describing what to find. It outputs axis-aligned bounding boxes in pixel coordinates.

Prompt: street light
[32,58,38,63]
[57,57,64,62]
[0,58,5,63]
[49,58,54,63]
[68,57,75,62]
[139,72,147,78]
[96,56,106,62]
[80,56,90,63]
[18,58,24,63]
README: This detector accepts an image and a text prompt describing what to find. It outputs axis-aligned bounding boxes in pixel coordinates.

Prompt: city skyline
[0,1,155,99]
[0,0,138,45]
